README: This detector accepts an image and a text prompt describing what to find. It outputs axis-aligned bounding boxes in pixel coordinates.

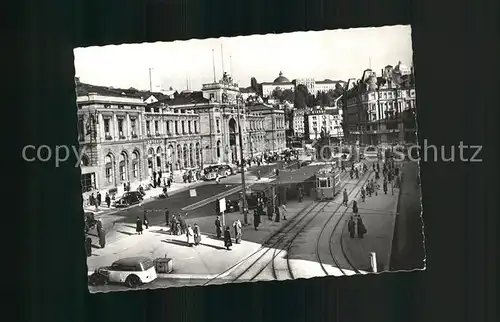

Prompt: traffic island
[341,181,400,273]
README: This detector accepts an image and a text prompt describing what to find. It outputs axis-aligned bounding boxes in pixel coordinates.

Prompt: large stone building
[148,72,286,164]
[77,73,287,198]
[295,78,346,96]
[339,61,417,145]
[76,81,202,198]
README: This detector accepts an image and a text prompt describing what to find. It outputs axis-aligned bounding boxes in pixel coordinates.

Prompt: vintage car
[88,257,158,288]
[113,191,142,208]
[203,166,219,180]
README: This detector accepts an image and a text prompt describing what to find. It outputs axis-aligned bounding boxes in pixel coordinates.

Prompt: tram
[315,167,342,201]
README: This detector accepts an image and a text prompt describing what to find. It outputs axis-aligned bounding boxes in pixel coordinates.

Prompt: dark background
[14,0,497,321]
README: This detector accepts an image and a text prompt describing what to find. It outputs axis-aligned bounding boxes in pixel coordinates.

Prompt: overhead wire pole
[236,95,249,225]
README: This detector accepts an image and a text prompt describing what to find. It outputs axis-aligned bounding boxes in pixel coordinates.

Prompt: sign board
[218,198,226,213]
[189,189,197,197]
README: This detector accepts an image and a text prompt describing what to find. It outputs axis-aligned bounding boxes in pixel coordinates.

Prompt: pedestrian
[253,210,261,230]
[215,173,220,184]
[163,185,168,198]
[348,216,356,238]
[96,192,102,207]
[349,169,353,179]
[136,216,143,235]
[142,211,149,229]
[215,215,222,238]
[178,214,187,234]
[352,200,358,216]
[373,180,379,196]
[257,170,261,180]
[170,214,176,234]
[342,189,348,206]
[233,219,242,244]
[105,192,111,208]
[267,201,273,220]
[383,179,388,194]
[193,223,201,246]
[98,228,106,248]
[88,193,95,207]
[186,224,194,246]
[361,187,366,202]
[165,209,170,227]
[375,171,380,180]
[274,204,280,222]
[281,204,287,220]
[85,236,92,257]
[372,163,376,171]
[355,167,359,179]
[223,226,233,250]
[357,217,367,238]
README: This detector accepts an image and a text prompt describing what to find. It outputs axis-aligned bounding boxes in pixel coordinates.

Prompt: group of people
[88,191,112,210]
[214,216,243,250]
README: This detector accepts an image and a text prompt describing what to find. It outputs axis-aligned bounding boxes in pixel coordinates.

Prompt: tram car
[314,167,341,201]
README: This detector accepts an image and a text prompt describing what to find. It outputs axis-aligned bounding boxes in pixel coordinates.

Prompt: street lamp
[235,94,249,225]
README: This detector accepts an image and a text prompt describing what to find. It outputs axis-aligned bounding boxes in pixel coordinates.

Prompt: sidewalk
[83,180,203,216]
[86,197,315,279]
[341,176,400,272]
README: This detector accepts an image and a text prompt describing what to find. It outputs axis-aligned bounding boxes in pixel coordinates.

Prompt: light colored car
[88,256,157,288]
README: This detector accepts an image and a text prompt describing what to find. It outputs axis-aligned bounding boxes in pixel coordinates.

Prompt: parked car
[113,191,142,208]
[218,164,234,177]
[88,257,158,288]
[203,166,219,180]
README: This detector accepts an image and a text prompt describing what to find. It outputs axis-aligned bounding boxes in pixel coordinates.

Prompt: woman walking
[135,216,143,235]
[186,224,194,246]
[193,224,201,246]
[223,226,233,250]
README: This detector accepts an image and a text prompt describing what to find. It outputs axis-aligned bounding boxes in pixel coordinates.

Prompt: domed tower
[273,71,290,83]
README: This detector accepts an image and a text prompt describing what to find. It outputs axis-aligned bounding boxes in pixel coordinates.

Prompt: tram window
[319,179,328,188]
[327,178,331,186]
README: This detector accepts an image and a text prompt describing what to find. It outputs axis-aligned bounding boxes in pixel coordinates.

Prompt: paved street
[87,159,410,291]
[390,161,425,270]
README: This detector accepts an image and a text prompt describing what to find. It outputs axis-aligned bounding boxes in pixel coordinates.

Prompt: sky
[74,25,413,92]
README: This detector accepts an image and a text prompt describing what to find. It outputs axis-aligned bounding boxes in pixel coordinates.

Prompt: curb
[86,182,202,217]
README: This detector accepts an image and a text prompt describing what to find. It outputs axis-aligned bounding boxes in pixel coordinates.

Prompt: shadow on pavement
[116,230,135,236]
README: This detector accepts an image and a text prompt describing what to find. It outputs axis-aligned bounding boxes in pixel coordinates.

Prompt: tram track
[317,170,373,277]
[223,171,364,282]
[203,171,353,284]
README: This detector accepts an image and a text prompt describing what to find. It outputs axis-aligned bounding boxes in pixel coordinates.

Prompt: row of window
[145,119,199,136]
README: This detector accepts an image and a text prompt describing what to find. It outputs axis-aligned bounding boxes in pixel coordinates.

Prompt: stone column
[98,114,105,141]
[126,114,131,140]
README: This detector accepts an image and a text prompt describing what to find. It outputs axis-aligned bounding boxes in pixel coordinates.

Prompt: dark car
[113,191,142,208]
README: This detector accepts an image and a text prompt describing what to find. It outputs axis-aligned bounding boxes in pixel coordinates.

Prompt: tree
[282,89,295,103]
[272,87,284,100]
[250,77,262,95]
[294,84,308,109]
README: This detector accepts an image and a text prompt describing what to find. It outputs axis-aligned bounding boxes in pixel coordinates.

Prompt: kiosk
[315,167,341,200]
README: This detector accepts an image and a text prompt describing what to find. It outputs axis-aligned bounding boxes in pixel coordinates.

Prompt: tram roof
[269,171,316,185]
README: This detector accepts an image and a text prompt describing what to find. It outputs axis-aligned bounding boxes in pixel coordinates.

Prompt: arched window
[105,154,114,183]
[132,150,140,179]
[176,144,182,169]
[80,154,90,167]
[183,144,189,168]
[156,146,162,170]
[195,143,200,166]
[189,144,194,167]
[119,152,128,181]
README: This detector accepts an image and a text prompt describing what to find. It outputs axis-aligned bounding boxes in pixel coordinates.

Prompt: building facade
[292,109,305,136]
[340,62,417,145]
[261,71,295,97]
[303,109,343,141]
[77,84,203,199]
